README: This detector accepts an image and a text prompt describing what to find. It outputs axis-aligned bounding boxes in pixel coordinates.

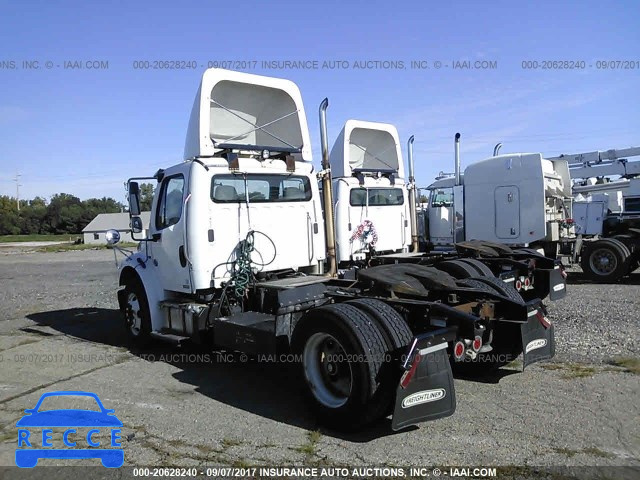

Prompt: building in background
[82,212,151,244]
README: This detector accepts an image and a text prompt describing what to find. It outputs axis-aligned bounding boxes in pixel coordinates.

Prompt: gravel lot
[0,249,638,477]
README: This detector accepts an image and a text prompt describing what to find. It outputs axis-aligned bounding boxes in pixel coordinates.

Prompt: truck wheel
[462,275,524,304]
[580,239,630,282]
[612,235,639,272]
[346,299,413,350]
[456,258,495,277]
[291,303,391,431]
[122,278,152,347]
[345,299,413,417]
[435,259,480,279]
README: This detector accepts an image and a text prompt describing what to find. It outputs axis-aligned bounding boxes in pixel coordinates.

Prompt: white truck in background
[329,120,411,265]
[340,130,570,301]
[470,144,640,282]
[107,69,562,432]
[549,147,640,281]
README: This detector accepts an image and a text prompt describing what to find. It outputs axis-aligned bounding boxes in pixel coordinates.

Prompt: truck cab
[120,69,326,333]
[329,120,410,266]
[424,152,573,250]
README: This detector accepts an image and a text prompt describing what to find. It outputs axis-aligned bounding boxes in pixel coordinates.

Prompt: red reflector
[515,280,522,290]
[536,311,551,329]
[400,354,421,389]
[472,336,482,352]
[453,341,465,360]
[524,277,530,287]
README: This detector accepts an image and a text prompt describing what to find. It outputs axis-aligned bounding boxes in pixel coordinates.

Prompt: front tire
[121,278,152,347]
[291,303,390,431]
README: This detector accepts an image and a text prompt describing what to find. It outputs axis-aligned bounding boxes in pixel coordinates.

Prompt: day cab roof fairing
[184,68,312,162]
[329,119,405,180]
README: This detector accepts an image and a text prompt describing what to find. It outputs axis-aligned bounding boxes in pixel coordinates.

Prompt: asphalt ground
[0,249,638,479]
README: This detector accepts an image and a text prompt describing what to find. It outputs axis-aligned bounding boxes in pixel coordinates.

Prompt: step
[150,331,190,345]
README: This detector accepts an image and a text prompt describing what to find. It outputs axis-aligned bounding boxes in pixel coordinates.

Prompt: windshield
[349,188,404,206]
[211,174,312,203]
[430,189,453,207]
[209,80,303,152]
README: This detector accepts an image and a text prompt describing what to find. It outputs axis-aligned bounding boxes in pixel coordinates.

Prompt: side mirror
[128,181,141,216]
[131,216,143,234]
[105,229,121,245]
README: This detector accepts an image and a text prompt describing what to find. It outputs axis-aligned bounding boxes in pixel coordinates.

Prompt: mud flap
[391,332,456,431]
[548,267,567,301]
[521,313,555,369]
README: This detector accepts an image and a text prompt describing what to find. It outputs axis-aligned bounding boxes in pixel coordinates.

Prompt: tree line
[0,184,155,236]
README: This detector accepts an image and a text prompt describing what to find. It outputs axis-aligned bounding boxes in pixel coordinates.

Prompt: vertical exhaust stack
[407,135,419,252]
[319,98,337,276]
[454,133,461,186]
[494,142,503,156]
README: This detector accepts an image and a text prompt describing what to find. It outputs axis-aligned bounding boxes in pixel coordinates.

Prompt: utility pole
[14,174,22,211]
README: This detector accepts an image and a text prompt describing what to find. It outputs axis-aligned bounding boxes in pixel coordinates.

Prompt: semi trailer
[107,69,561,432]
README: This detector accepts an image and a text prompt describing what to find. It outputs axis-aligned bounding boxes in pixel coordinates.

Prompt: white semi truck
[422,140,640,283]
[468,144,640,282]
[108,69,562,432]
[330,127,567,303]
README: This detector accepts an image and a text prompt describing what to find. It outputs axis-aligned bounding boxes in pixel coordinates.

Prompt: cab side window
[156,175,185,229]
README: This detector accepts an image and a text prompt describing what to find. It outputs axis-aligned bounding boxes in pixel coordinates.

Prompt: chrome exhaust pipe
[319,98,337,276]
[454,133,461,186]
[493,142,502,156]
[407,135,419,252]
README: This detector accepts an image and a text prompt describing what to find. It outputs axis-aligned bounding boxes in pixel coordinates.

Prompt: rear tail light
[453,341,465,360]
[399,353,421,389]
[472,336,482,352]
[524,277,531,288]
[515,280,522,290]
[536,311,552,329]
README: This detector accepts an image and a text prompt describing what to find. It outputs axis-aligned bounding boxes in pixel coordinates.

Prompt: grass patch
[232,459,251,468]
[553,446,615,459]
[540,363,564,371]
[561,364,596,379]
[607,356,640,375]
[34,242,137,253]
[0,234,79,243]
[293,430,322,457]
[541,362,597,378]
[221,438,243,448]
[505,359,523,370]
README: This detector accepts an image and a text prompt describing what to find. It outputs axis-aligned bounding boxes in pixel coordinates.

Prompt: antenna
[14,174,22,211]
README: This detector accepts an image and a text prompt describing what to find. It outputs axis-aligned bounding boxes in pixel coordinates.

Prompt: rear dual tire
[291,301,410,431]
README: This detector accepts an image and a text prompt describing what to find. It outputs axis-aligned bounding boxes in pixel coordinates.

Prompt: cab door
[150,168,191,292]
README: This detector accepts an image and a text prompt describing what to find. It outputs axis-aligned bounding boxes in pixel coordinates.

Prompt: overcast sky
[0,0,638,203]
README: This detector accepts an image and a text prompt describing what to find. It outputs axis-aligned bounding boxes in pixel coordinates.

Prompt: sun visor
[184,69,311,161]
